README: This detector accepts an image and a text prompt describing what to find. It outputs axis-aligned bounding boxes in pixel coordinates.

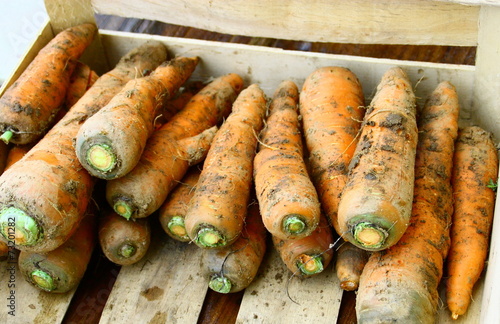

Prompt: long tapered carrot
[356,81,459,323]
[446,126,499,319]
[299,66,365,236]
[18,203,97,293]
[184,84,267,248]
[106,73,244,220]
[99,208,151,266]
[75,56,199,180]
[273,214,334,277]
[335,241,370,291]
[158,166,201,242]
[0,41,167,253]
[0,23,97,145]
[254,80,321,239]
[337,67,418,251]
[203,198,267,293]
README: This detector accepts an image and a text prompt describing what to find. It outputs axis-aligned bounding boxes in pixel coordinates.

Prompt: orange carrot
[99,208,151,266]
[299,66,365,236]
[356,81,459,323]
[0,141,9,176]
[335,241,370,291]
[203,199,267,293]
[66,61,99,108]
[184,84,267,248]
[75,56,199,180]
[254,80,321,240]
[337,67,418,251]
[273,214,334,277]
[18,202,97,293]
[158,166,201,242]
[446,126,499,319]
[0,241,8,261]
[0,23,97,145]
[3,144,32,171]
[0,41,167,253]
[106,73,244,220]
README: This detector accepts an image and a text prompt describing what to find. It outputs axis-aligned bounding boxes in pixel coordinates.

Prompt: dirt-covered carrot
[337,67,418,251]
[356,81,459,323]
[18,203,97,293]
[0,41,167,253]
[184,84,267,248]
[203,199,267,293]
[75,56,199,180]
[159,166,201,242]
[254,80,321,240]
[99,208,151,266]
[0,23,97,145]
[335,241,370,291]
[446,125,499,320]
[273,214,334,277]
[66,61,99,108]
[106,73,244,220]
[299,66,365,236]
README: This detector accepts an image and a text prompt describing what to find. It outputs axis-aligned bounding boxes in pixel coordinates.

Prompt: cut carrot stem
[0,207,41,246]
[353,222,389,249]
[119,244,136,258]
[86,144,116,172]
[283,215,306,235]
[209,275,232,294]
[30,269,55,291]
[0,131,13,144]
[114,201,134,220]
[167,216,188,239]
[197,227,226,248]
[297,254,324,276]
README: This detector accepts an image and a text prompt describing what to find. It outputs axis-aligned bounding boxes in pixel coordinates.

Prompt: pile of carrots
[0,23,498,322]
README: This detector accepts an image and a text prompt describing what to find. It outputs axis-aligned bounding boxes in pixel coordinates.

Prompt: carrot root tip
[113,200,134,220]
[0,130,13,144]
[30,269,56,292]
[451,313,459,320]
[208,275,232,294]
[352,222,388,250]
[168,216,189,240]
[0,207,42,246]
[196,227,227,248]
[297,254,324,276]
[119,243,136,258]
[283,215,307,235]
[86,144,117,173]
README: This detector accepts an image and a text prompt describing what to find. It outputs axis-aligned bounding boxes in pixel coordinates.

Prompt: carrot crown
[30,269,56,292]
[119,243,136,258]
[351,221,390,250]
[0,207,42,246]
[297,254,324,276]
[195,226,227,248]
[113,199,136,220]
[283,214,307,235]
[167,216,189,240]
[209,274,232,294]
[86,143,117,174]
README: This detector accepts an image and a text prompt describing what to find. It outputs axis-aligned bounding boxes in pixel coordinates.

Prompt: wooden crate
[1,0,499,323]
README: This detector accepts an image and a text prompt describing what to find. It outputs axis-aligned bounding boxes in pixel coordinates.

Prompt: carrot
[337,67,418,251]
[18,202,97,293]
[272,214,334,277]
[75,56,200,180]
[254,80,321,240]
[99,208,151,266]
[446,125,499,319]
[158,166,201,242]
[3,144,32,171]
[356,81,459,323]
[299,66,365,236]
[0,241,8,261]
[106,73,244,220]
[65,61,99,108]
[335,241,370,291]
[0,141,9,176]
[203,199,267,293]
[0,23,97,145]
[184,84,267,248]
[0,41,168,253]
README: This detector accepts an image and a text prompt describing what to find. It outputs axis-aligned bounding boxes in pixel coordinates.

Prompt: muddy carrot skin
[446,126,499,320]
[0,41,167,253]
[106,73,244,220]
[184,84,267,248]
[75,56,199,180]
[254,80,321,240]
[337,67,418,251]
[273,214,334,277]
[18,203,97,293]
[335,241,370,291]
[203,199,267,293]
[356,81,459,323]
[299,66,365,236]
[159,166,201,242]
[99,208,151,266]
[0,23,97,145]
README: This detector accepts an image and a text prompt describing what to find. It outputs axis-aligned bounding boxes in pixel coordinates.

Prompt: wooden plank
[235,248,343,323]
[91,0,479,46]
[0,252,76,324]
[98,228,209,324]
[438,0,500,6]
